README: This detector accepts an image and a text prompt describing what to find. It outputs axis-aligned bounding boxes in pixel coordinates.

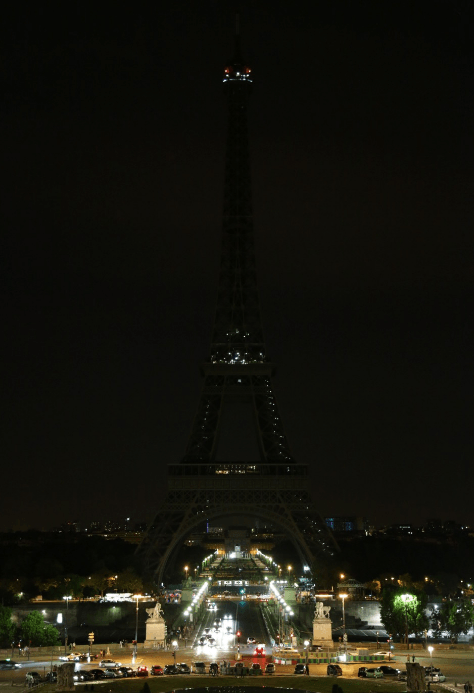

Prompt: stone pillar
[407,663,426,692]
[57,663,75,691]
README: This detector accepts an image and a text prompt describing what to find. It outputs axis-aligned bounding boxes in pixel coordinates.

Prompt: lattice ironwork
[138,34,335,583]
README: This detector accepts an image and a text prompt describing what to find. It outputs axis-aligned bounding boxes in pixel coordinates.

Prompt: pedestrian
[464,683,469,693]
[407,655,410,663]
[305,664,310,675]
[468,682,472,693]
[412,655,415,663]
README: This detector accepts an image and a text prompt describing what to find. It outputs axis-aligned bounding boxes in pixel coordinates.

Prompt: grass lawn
[75,675,410,693]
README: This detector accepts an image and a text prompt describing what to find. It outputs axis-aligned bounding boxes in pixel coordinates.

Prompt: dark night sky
[3,1,474,531]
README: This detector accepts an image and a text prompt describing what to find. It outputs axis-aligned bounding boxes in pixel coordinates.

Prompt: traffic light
[236,630,241,643]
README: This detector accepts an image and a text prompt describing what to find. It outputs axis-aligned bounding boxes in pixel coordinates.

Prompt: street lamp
[401,594,413,646]
[132,594,142,663]
[428,646,434,682]
[184,565,188,584]
[339,593,348,650]
[62,596,71,654]
[288,565,292,579]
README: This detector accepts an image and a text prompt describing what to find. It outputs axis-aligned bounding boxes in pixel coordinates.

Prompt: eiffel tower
[140,27,335,584]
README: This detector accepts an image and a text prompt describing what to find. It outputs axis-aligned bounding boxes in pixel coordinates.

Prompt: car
[163,664,179,675]
[151,665,164,676]
[45,672,58,683]
[247,636,256,644]
[375,650,394,658]
[59,652,83,661]
[198,636,206,645]
[379,665,401,676]
[431,673,446,682]
[208,637,216,646]
[327,664,343,676]
[118,667,136,677]
[194,662,207,674]
[358,667,368,677]
[365,668,384,678]
[89,669,106,679]
[136,666,148,677]
[398,672,407,682]
[102,669,118,678]
[309,644,323,651]
[0,660,21,670]
[425,667,441,675]
[251,663,262,672]
[99,659,121,668]
[177,663,191,674]
[294,664,306,674]
[26,672,42,685]
[265,663,275,674]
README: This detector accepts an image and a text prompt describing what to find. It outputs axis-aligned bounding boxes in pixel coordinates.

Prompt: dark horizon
[4,1,473,532]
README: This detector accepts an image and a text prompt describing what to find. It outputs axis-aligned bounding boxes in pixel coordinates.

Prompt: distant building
[325,516,368,533]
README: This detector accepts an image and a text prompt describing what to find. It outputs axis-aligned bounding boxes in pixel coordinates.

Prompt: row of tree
[0,607,60,649]
[380,586,474,642]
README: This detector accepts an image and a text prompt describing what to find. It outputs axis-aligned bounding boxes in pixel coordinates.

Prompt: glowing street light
[428,646,434,682]
[184,566,189,583]
[339,593,348,649]
[287,565,292,578]
[62,596,71,654]
[132,594,142,663]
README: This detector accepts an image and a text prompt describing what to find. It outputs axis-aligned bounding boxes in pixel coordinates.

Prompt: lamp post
[401,594,413,647]
[339,593,348,651]
[62,596,71,654]
[184,566,188,584]
[132,594,142,664]
[428,646,434,683]
[288,565,292,581]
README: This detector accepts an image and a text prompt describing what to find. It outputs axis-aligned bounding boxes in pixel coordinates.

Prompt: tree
[0,606,15,648]
[115,568,143,594]
[19,612,60,647]
[380,587,429,642]
[432,599,474,642]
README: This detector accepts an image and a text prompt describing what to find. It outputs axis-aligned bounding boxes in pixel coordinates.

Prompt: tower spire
[182,28,293,465]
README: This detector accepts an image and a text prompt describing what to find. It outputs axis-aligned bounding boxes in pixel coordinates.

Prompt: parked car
[327,664,343,676]
[45,672,58,683]
[151,665,164,676]
[265,663,275,674]
[89,669,105,679]
[163,664,179,675]
[118,667,136,677]
[99,659,121,668]
[102,669,118,678]
[251,663,262,672]
[0,660,21,670]
[177,663,191,674]
[431,673,446,682]
[309,644,323,651]
[294,664,306,675]
[365,668,384,678]
[26,672,42,685]
[379,666,401,676]
[358,667,368,678]
[194,662,206,674]
[136,666,148,677]
[247,636,256,644]
[375,650,394,658]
